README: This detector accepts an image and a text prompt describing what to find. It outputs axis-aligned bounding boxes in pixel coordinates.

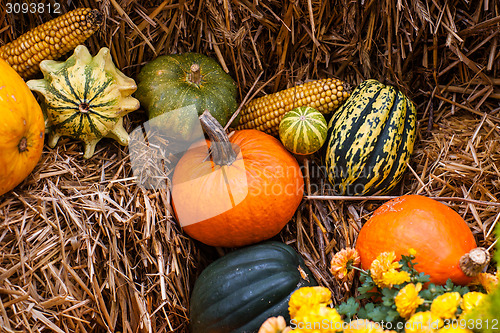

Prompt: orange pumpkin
[172,111,304,247]
[356,195,489,285]
[0,58,45,196]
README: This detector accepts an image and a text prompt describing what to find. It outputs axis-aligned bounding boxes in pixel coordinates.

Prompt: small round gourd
[0,58,45,196]
[278,106,327,155]
[27,45,140,159]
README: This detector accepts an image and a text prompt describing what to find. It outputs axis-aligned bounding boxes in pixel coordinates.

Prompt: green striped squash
[278,106,328,155]
[27,45,140,159]
[190,241,317,333]
[325,79,417,195]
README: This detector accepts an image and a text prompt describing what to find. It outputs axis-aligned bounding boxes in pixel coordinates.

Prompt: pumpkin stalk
[189,64,202,85]
[459,247,490,277]
[199,110,237,165]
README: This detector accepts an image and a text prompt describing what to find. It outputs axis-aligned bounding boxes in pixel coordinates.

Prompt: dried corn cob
[0,8,102,79]
[235,78,351,135]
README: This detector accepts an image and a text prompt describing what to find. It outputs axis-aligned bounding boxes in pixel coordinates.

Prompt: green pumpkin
[325,79,417,195]
[27,45,139,159]
[135,53,238,141]
[279,106,328,155]
[189,241,317,333]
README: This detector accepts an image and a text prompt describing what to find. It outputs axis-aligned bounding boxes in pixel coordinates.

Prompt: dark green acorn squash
[189,241,317,333]
[27,45,140,159]
[325,79,417,195]
[135,52,238,141]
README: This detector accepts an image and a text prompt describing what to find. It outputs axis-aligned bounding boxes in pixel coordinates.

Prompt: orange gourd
[172,111,304,247]
[0,58,45,196]
[356,195,489,285]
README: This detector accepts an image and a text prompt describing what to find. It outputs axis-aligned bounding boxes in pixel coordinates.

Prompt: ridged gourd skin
[279,106,327,155]
[135,53,238,141]
[27,45,139,159]
[325,79,417,195]
[189,242,318,333]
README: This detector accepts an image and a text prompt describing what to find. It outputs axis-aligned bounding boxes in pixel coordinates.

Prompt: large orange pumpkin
[356,195,489,285]
[0,58,45,196]
[171,111,304,247]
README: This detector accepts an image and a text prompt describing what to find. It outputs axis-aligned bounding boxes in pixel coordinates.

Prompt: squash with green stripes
[325,79,417,195]
[27,45,140,158]
[278,106,328,155]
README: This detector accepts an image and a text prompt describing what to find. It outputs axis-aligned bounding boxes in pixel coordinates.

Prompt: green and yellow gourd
[278,106,327,155]
[27,45,139,159]
[325,79,417,195]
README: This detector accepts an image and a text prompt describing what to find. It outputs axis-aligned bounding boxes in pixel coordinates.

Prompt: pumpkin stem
[459,247,490,277]
[18,137,28,153]
[199,110,237,166]
[189,64,202,85]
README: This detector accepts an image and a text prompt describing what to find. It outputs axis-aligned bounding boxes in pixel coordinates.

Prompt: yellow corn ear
[0,8,102,79]
[235,78,351,135]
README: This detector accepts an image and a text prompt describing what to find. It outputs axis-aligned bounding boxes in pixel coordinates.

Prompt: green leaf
[420,283,446,300]
[413,272,431,284]
[358,283,377,295]
[357,306,369,319]
[358,275,378,296]
[445,279,455,291]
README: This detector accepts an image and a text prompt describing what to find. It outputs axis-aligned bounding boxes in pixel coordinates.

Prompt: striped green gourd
[325,79,417,195]
[278,106,328,155]
[27,45,139,159]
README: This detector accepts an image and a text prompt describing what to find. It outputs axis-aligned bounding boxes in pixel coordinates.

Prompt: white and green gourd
[278,106,328,155]
[27,45,140,158]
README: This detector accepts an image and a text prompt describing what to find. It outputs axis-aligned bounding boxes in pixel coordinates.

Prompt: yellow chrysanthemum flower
[381,270,411,288]
[343,319,385,333]
[330,247,361,282]
[474,272,498,294]
[289,286,332,319]
[370,252,401,288]
[292,303,343,332]
[408,248,417,257]
[431,292,462,319]
[461,292,486,313]
[395,283,424,319]
[405,311,442,333]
